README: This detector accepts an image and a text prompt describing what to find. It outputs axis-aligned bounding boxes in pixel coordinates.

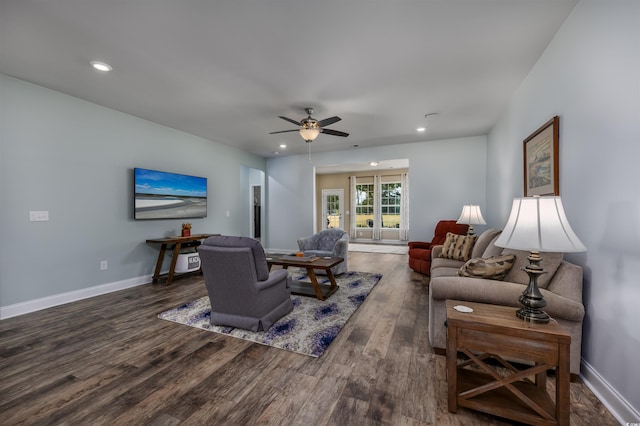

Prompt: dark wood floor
[0,252,618,425]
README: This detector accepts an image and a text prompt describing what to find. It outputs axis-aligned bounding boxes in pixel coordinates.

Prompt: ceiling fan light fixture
[299,124,320,142]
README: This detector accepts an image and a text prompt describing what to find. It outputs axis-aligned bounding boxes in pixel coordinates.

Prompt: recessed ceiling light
[370,161,379,167]
[417,127,426,132]
[279,144,287,149]
[90,61,112,72]
[273,151,280,155]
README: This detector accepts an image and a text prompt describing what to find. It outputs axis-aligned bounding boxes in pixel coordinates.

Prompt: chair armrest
[333,236,349,257]
[408,241,432,250]
[256,269,289,291]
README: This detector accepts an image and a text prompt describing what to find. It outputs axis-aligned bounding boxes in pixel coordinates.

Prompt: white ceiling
[0,0,577,158]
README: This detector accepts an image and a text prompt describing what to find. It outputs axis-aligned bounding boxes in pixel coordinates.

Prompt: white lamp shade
[494,197,586,252]
[456,205,486,225]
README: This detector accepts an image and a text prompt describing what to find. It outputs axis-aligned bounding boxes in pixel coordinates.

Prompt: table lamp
[456,205,486,236]
[494,196,586,323]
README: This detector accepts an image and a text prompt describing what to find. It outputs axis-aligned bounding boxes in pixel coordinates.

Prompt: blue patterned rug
[158,271,382,357]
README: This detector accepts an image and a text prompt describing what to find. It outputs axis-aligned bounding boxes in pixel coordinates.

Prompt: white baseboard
[0,275,153,320]
[581,359,640,424]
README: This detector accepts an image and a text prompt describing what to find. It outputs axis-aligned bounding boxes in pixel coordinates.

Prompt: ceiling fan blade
[269,129,299,134]
[320,128,349,137]
[317,116,341,127]
[278,116,301,126]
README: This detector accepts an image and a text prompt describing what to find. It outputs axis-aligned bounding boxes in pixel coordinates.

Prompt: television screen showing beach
[134,168,207,219]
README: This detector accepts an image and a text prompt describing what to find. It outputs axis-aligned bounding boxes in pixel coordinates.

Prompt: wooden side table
[446,300,571,426]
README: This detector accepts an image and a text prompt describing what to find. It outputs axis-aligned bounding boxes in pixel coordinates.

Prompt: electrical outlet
[226,210,230,217]
[100,260,108,270]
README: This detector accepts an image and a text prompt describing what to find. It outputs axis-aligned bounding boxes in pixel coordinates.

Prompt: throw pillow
[458,253,516,280]
[439,232,477,262]
[501,249,564,289]
[471,228,502,259]
[481,234,505,258]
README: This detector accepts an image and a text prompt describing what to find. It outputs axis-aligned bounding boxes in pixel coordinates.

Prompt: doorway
[252,185,261,239]
[322,189,344,230]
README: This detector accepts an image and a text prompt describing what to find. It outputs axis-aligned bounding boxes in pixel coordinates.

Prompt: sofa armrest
[408,241,432,250]
[431,245,444,259]
[430,276,584,322]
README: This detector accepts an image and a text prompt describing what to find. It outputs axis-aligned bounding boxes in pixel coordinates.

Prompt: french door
[322,189,344,230]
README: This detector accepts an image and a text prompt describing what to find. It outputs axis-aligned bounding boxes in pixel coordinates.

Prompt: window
[381,182,401,228]
[355,184,374,227]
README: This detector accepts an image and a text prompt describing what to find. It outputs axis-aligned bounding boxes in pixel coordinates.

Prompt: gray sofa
[198,235,293,332]
[428,228,585,376]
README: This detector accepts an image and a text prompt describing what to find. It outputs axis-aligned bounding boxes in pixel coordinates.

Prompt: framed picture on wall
[523,116,559,196]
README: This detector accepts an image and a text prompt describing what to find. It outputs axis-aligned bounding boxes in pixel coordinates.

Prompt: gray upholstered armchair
[297,229,349,275]
[197,235,293,332]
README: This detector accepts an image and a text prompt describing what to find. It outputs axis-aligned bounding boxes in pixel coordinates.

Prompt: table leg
[557,343,571,426]
[306,268,325,301]
[152,243,168,283]
[535,362,547,390]
[166,243,182,286]
[325,268,339,292]
[447,325,458,413]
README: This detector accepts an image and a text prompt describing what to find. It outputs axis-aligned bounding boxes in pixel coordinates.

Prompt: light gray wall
[266,136,487,252]
[0,75,265,307]
[487,0,640,417]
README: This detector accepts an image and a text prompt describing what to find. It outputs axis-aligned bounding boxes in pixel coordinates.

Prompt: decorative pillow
[471,228,502,259]
[501,249,564,289]
[481,234,505,258]
[439,232,477,262]
[458,254,516,280]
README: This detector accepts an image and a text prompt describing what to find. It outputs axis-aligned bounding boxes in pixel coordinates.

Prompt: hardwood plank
[0,251,620,425]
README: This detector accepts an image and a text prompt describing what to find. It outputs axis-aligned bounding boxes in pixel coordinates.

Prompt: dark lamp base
[516,306,550,324]
[516,250,551,324]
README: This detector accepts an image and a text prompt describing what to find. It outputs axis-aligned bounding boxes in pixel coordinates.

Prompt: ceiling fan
[269,107,349,142]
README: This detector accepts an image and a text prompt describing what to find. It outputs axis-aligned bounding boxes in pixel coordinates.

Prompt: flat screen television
[134,168,207,220]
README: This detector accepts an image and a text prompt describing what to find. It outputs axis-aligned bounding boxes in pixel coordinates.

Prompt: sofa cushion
[431,256,465,270]
[482,234,505,258]
[471,228,502,259]
[502,249,564,289]
[458,253,516,280]
[440,233,477,262]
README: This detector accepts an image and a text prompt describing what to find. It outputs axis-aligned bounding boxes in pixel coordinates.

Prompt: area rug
[158,271,382,357]
[349,243,408,255]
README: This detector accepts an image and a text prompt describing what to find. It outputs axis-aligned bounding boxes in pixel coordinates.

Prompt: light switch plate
[29,211,49,221]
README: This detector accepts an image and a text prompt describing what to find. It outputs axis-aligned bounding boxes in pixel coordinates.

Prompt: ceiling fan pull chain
[308,143,311,163]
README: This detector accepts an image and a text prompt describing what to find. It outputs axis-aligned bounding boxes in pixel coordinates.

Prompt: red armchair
[408,220,469,275]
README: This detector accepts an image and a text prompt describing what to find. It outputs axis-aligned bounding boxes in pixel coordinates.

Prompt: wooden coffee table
[446,300,571,426]
[266,254,344,301]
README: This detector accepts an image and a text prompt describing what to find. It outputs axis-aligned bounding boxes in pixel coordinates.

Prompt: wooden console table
[446,300,571,425]
[146,234,218,285]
